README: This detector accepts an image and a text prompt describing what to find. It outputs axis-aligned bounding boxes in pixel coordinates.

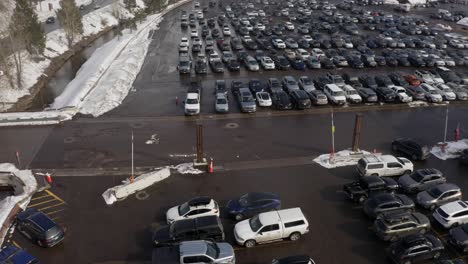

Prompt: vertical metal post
[197,124,203,163]
[352,114,363,152]
[131,131,134,181]
[331,111,335,162]
[15,151,21,169]
[443,107,449,143]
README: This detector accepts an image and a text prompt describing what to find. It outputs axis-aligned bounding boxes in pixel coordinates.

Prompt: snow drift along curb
[0,163,38,247]
[314,149,372,169]
[430,139,468,160]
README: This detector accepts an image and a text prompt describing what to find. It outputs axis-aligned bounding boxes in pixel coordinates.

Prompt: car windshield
[249,215,263,232]
[178,202,190,215]
[302,79,312,85]
[348,90,358,95]
[206,241,219,259]
[242,96,254,102]
[217,98,227,104]
[333,91,345,97]
[186,99,199,104]
[259,93,269,100]
[427,187,443,198]
[180,61,189,67]
[287,80,296,85]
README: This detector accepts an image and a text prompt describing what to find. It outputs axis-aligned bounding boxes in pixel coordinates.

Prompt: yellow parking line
[51,216,60,221]
[31,194,51,201]
[42,208,65,216]
[12,241,20,248]
[28,198,58,207]
[45,190,66,204]
[37,202,65,211]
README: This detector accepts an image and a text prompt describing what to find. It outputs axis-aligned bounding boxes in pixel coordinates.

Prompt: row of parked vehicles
[339,138,468,263]
[184,67,468,115]
[152,193,314,264]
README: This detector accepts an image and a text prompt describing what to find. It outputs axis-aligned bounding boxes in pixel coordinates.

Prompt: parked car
[153,215,224,246]
[236,88,257,113]
[166,197,219,224]
[416,183,462,210]
[386,234,444,264]
[256,92,272,107]
[391,138,431,161]
[363,193,415,219]
[343,176,399,203]
[272,255,316,264]
[271,91,293,110]
[433,201,468,228]
[420,84,443,103]
[308,90,328,105]
[398,169,446,194]
[390,86,413,103]
[374,211,430,242]
[282,76,300,92]
[151,240,235,264]
[215,94,229,113]
[298,76,315,92]
[357,154,413,177]
[16,208,65,247]
[226,192,281,220]
[0,246,39,264]
[357,88,378,103]
[289,90,311,109]
[449,223,468,252]
[323,84,346,105]
[234,208,309,247]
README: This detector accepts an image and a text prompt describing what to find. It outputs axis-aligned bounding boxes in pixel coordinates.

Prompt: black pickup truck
[343,176,399,203]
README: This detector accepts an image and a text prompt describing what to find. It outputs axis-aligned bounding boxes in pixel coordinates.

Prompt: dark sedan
[226,192,281,220]
[375,86,397,103]
[357,88,378,103]
[391,138,430,161]
[387,234,444,264]
[272,255,316,264]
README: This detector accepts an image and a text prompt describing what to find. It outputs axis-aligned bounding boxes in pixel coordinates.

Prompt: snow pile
[0,52,50,111]
[0,0,16,37]
[35,0,92,22]
[430,139,468,160]
[408,101,429,107]
[171,163,204,174]
[314,149,372,169]
[0,163,38,246]
[384,0,399,4]
[457,17,468,27]
[407,0,427,5]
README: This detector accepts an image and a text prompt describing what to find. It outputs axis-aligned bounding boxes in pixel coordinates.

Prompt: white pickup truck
[185,81,201,116]
[234,208,309,248]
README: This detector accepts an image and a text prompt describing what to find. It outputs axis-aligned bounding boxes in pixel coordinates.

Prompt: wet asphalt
[2,0,468,263]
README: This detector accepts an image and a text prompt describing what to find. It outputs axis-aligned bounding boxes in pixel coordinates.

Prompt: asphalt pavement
[3,0,468,263]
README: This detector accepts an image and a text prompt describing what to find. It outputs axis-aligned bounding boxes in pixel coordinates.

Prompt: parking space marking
[233,240,292,251]
[31,194,51,200]
[12,241,20,248]
[44,208,66,215]
[37,202,65,211]
[28,198,57,207]
[45,190,66,204]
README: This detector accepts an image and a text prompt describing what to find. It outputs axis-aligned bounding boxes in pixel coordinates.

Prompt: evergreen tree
[124,0,137,10]
[57,0,83,48]
[10,0,46,54]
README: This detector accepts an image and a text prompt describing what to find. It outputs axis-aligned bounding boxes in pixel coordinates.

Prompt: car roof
[380,155,399,163]
[431,183,460,193]
[372,193,397,204]
[180,241,208,256]
[0,246,37,263]
[244,192,279,202]
[174,215,219,232]
[18,208,56,231]
[188,197,213,207]
[276,255,313,264]
[439,201,468,214]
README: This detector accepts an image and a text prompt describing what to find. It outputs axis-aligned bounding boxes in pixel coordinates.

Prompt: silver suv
[374,211,430,242]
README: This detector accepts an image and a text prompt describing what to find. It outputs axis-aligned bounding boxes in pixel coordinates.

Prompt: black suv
[17,208,65,247]
[387,234,444,264]
[289,90,311,109]
[153,215,224,246]
[391,138,431,161]
[343,176,398,203]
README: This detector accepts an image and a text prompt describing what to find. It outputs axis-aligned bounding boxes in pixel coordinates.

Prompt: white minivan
[323,84,346,105]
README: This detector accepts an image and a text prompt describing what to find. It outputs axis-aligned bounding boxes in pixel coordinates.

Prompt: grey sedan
[398,168,446,194]
[215,94,229,113]
[416,183,462,210]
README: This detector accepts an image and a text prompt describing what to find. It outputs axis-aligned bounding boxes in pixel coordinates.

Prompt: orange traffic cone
[209,159,214,174]
[45,173,52,184]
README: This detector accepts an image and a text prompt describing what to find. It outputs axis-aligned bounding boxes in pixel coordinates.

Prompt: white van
[234,208,309,248]
[323,84,346,105]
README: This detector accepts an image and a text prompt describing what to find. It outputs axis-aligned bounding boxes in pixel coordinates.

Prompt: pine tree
[10,0,46,55]
[124,0,137,10]
[57,0,83,48]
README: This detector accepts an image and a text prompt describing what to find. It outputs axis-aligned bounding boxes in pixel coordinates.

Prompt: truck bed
[152,246,180,264]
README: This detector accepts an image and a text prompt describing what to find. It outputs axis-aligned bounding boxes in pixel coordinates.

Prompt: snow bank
[384,0,399,4]
[102,162,204,205]
[0,163,38,246]
[407,0,427,5]
[0,0,15,38]
[457,17,468,27]
[314,149,372,169]
[431,139,468,160]
[408,101,429,108]
[35,0,93,22]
